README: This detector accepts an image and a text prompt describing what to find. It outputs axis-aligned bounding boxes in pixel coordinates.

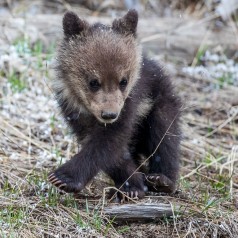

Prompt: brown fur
[49,10,181,201]
[54,23,141,123]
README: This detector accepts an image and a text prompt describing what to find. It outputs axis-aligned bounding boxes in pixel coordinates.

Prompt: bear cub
[49,10,181,201]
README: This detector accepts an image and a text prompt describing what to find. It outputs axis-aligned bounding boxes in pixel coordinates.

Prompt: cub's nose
[101,111,118,120]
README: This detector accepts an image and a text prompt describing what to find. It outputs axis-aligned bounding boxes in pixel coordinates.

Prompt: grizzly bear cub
[48,9,181,200]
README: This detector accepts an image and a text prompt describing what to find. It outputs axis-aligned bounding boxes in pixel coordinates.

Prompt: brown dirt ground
[0,1,238,237]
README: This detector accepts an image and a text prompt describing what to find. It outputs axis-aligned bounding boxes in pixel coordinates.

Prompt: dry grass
[0,1,238,237]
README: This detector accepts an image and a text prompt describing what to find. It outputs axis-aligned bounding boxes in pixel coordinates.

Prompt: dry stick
[205,108,238,138]
[109,107,183,202]
[220,149,238,171]
[193,171,230,186]
[174,12,219,33]
[191,25,210,68]
[0,129,24,152]
[43,76,54,96]
[169,199,180,238]
[181,155,226,180]
[225,146,238,199]
[0,118,50,152]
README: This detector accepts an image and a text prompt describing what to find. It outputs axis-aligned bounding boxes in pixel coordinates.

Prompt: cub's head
[55,10,141,124]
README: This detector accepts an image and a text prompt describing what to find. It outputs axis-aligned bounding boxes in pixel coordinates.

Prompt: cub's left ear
[112,9,138,37]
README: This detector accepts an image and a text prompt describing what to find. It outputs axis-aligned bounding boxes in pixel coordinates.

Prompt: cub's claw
[58,183,67,189]
[120,190,140,203]
[48,173,55,180]
[48,174,64,188]
[145,173,176,193]
[50,177,61,184]
[109,185,144,203]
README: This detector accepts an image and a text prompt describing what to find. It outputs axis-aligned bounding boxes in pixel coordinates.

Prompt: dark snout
[101,111,118,120]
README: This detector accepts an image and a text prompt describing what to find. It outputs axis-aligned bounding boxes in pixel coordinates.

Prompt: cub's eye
[119,78,128,89]
[89,79,100,91]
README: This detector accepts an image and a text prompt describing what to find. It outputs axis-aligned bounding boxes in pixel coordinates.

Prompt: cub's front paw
[145,173,176,193]
[48,161,84,193]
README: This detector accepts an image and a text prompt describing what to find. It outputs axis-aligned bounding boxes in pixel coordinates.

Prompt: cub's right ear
[112,9,138,37]
[63,11,88,38]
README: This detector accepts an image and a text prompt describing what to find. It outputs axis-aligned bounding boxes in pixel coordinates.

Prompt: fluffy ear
[63,11,88,38]
[112,9,138,36]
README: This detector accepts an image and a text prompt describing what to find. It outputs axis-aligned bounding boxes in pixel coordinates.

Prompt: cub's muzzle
[101,111,118,120]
